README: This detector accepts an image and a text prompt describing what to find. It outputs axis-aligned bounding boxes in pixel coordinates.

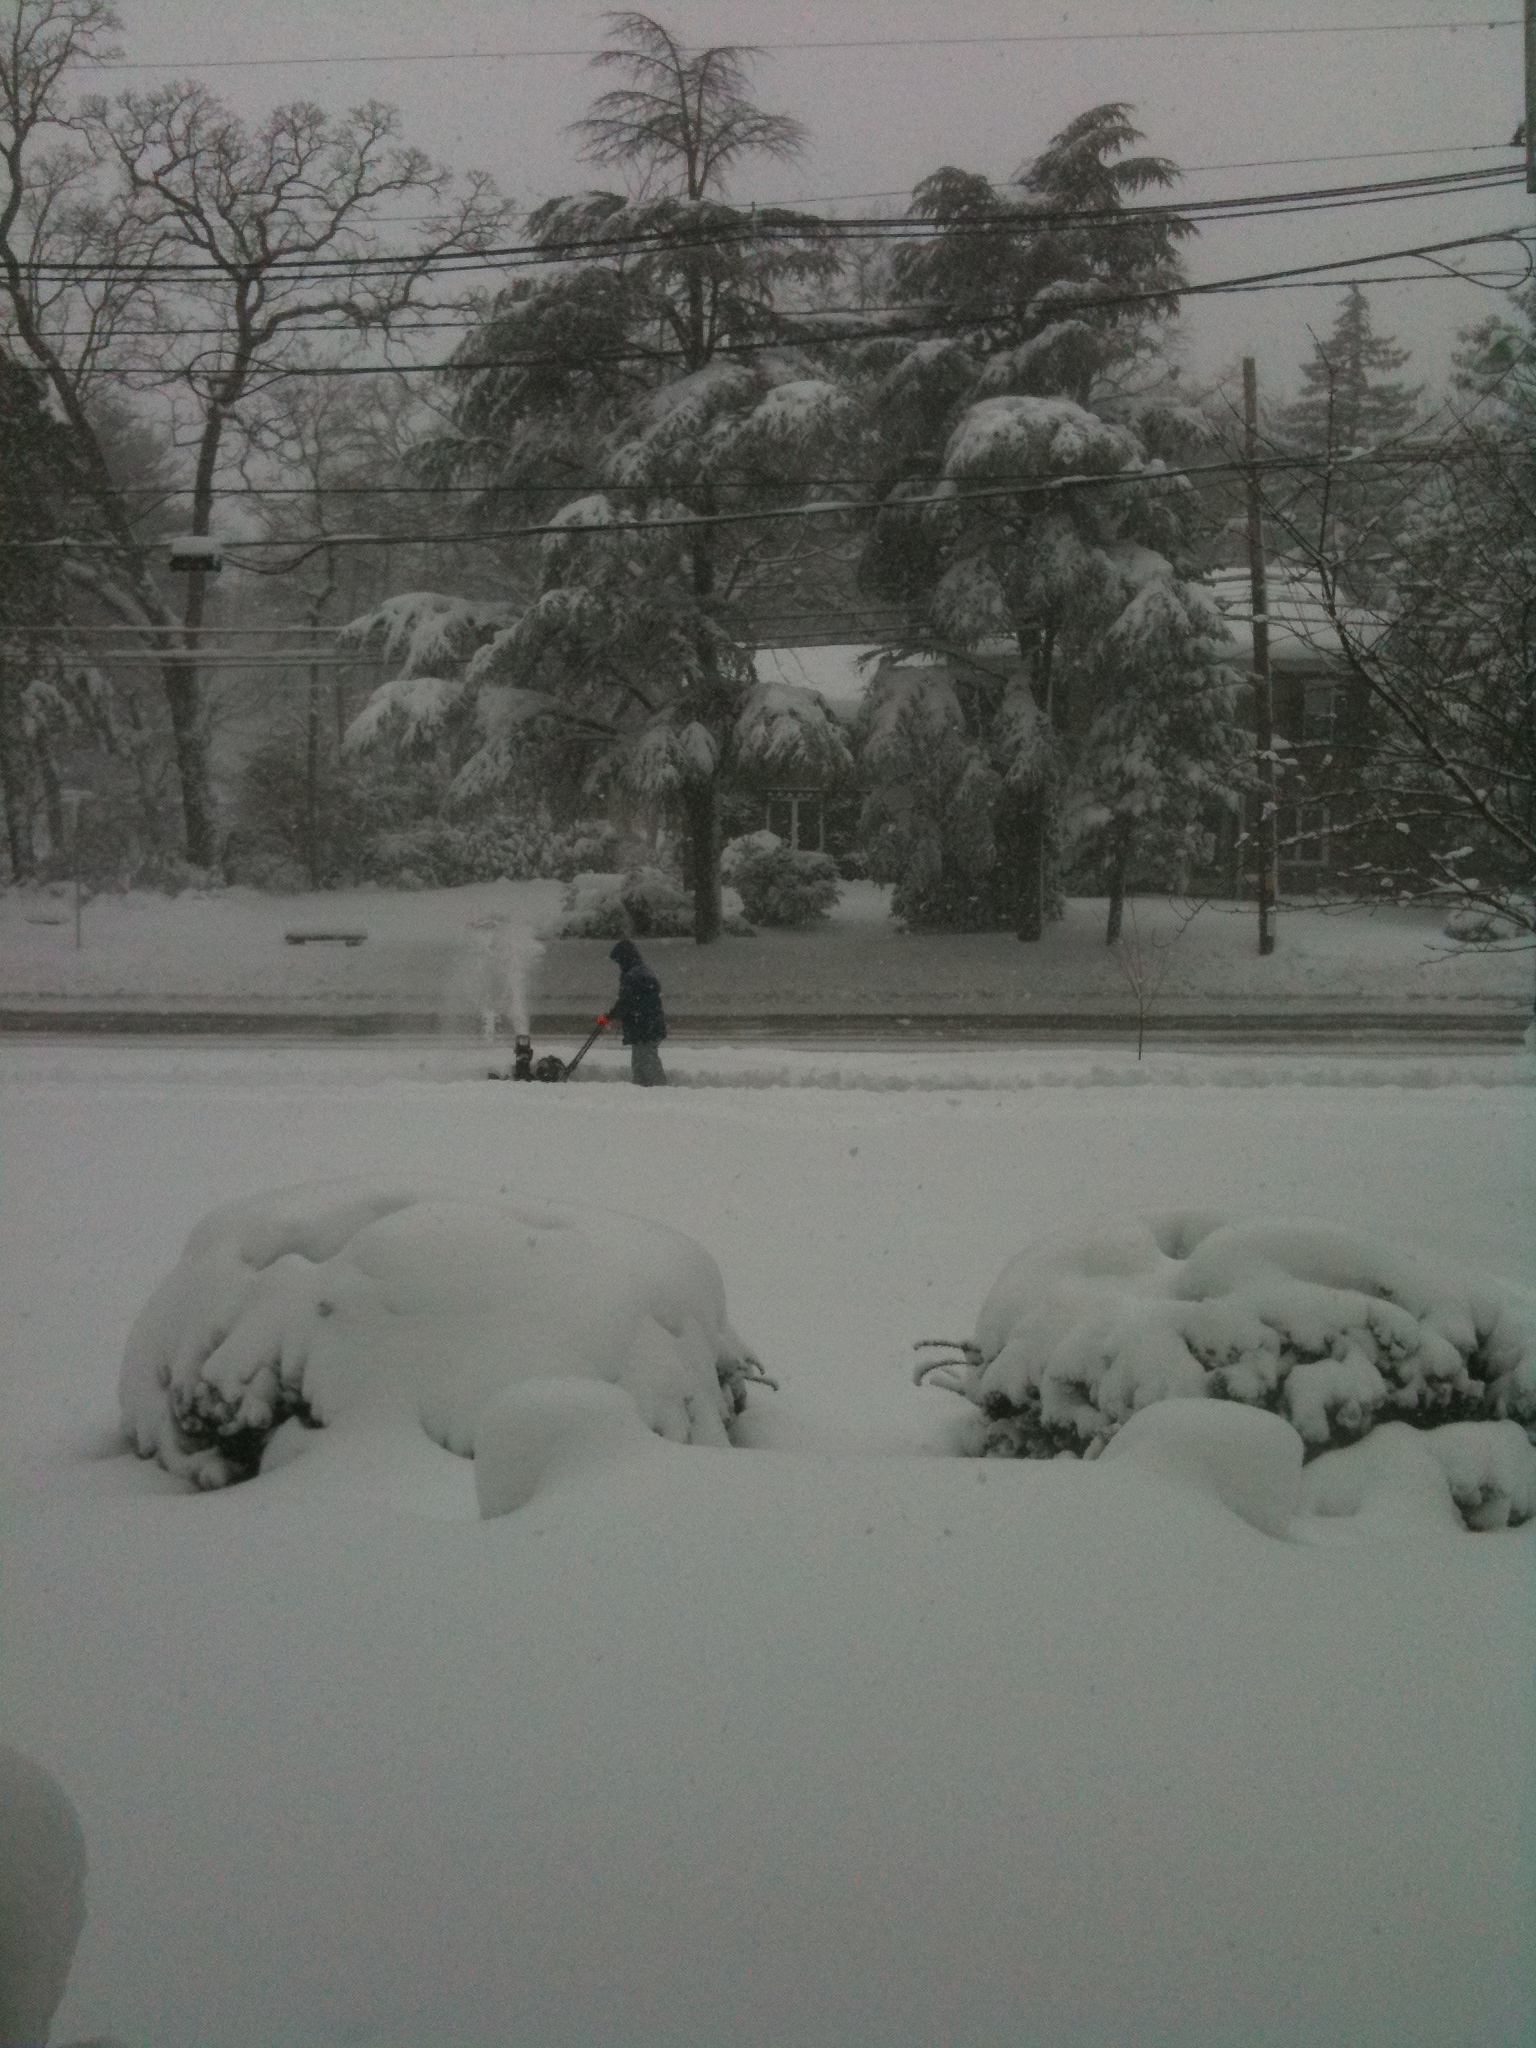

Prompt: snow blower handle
[558,1013,611,1081]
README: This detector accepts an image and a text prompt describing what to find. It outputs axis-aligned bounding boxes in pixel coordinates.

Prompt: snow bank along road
[2,880,1530,1043]
[2,1043,1532,2047]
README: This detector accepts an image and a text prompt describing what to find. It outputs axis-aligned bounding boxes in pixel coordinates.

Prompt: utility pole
[1526,0,1535,193]
[1243,357,1278,956]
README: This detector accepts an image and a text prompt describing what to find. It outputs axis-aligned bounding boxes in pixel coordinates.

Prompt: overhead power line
[81,392,1532,498]
[95,17,1519,71]
[2,444,1483,567]
[15,161,1523,283]
[28,254,1526,349]
[49,226,1527,386]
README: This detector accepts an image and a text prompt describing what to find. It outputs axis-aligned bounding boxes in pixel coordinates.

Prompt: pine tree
[1274,287,1421,594]
[1282,286,1419,453]
[351,14,852,942]
[853,107,1237,940]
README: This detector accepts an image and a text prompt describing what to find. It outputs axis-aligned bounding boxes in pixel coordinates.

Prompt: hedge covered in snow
[554,865,754,939]
[120,1178,770,1489]
[723,835,841,927]
[917,1211,1536,1526]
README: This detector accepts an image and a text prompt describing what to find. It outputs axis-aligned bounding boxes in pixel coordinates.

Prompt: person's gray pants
[630,1040,666,1086]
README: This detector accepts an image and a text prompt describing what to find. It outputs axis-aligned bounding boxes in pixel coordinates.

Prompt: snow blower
[492,1017,608,1083]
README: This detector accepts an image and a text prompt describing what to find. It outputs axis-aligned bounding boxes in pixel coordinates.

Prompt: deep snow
[2,1040,1532,2047]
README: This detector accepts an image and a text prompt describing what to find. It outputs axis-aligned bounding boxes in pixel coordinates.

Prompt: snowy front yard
[1,1043,1532,2047]
[1,879,1530,1022]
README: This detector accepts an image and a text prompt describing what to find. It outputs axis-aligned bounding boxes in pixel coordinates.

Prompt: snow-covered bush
[360,815,618,889]
[1441,902,1526,946]
[120,1178,771,1490]
[727,841,840,927]
[556,864,754,938]
[917,1211,1536,1525]
[719,829,781,880]
[556,864,695,938]
[1301,1420,1536,1533]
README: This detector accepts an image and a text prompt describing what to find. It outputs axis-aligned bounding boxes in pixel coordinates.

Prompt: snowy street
[2,1041,1531,2047]
[2,882,1530,1039]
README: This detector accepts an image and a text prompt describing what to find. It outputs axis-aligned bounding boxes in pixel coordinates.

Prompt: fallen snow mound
[920,1212,1536,1523]
[120,1178,767,1489]
[1099,1398,1304,1538]
[0,1747,87,2048]
[1301,1419,1536,1533]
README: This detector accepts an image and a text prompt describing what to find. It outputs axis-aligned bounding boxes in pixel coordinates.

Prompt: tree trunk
[158,650,215,867]
[1014,801,1047,942]
[306,664,322,889]
[0,660,35,881]
[685,780,722,944]
[33,732,64,854]
[1105,821,1133,944]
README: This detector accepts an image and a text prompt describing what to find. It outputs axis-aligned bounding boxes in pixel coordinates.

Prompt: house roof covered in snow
[753,644,880,712]
[1205,567,1376,676]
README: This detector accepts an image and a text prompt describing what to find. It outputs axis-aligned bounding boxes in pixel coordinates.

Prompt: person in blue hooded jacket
[607,939,667,1085]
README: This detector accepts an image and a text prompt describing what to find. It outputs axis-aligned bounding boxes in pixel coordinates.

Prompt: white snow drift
[0,1748,87,2048]
[922,1210,1536,1523]
[120,1178,767,1490]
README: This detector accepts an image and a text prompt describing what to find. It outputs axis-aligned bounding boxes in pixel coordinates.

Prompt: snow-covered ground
[2,1037,1532,2047]
[2,877,1530,1020]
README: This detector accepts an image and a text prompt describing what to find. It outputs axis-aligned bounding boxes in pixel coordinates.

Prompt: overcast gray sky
[98,0,1528,400]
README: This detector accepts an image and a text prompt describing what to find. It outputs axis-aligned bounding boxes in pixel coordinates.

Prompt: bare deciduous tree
[1,0,502,864]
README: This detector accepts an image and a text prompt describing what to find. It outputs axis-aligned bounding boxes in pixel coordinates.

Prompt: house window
[765,791,823,852]
[1301,684,1345,743]
[1280,803,1330,867]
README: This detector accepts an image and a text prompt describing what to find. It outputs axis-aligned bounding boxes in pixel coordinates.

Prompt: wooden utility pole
[1243,356,1277,956]
[1526,0,1535,192]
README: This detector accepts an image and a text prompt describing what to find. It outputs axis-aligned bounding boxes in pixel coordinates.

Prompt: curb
[0,1005,1528,1043]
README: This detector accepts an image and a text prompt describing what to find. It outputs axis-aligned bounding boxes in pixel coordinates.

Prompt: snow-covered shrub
[1301,1420,1536,1533]
[1441,902,1525,946]
[360,815,617,889]
[917,1211,1536,1524]
[556,864,754,938]
[120,1178,771,1490]
[727,841,840,927]
[719,829,781,880]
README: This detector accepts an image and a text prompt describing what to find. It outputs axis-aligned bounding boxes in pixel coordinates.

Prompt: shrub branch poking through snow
[120,1179,772,1490]
[915,1211,1536,1526]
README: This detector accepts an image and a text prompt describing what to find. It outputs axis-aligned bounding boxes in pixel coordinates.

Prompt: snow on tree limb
[942,394,1141,481]
[338,591,510,678]
[732,680,852,779]
[342,673,466,756]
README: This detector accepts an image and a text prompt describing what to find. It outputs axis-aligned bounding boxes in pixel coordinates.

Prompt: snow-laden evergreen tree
[1274,286,1421,595]
[1281,285,1419,453]
[1299,288,1534,929]
[852,107,1240,940]
[346,14,855,940]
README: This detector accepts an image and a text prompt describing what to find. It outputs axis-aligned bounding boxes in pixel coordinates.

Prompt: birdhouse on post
[168,536,222,574]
